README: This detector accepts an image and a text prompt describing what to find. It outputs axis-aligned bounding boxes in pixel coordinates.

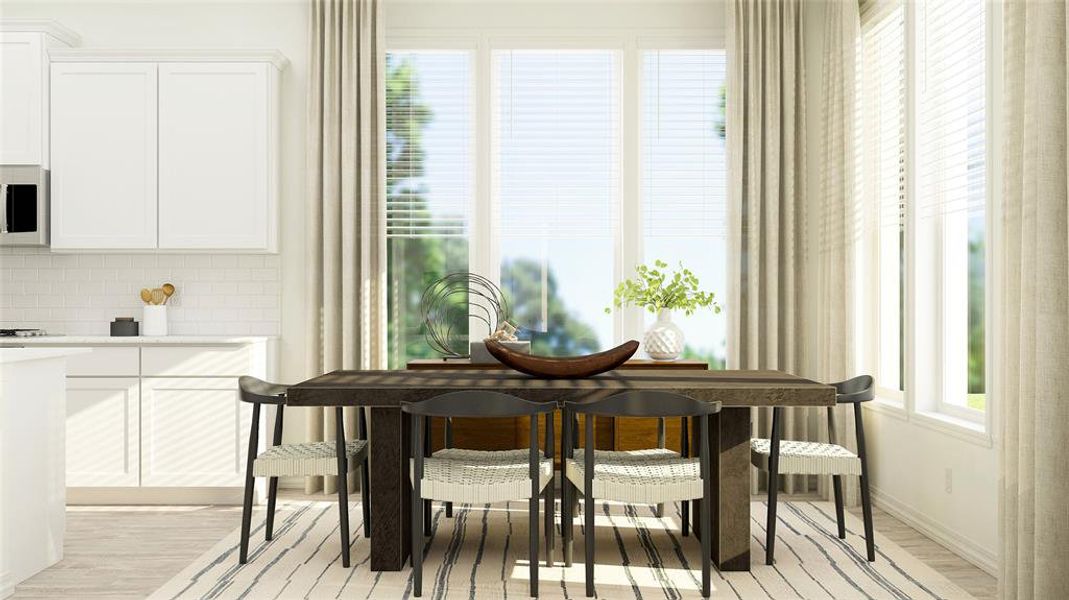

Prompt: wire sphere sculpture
[420,272,510,358]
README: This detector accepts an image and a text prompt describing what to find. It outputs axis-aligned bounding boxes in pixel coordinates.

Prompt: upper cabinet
[48,51,286,252]
[50,62,159,249]
[158,63,277,250]
[0,21,79,166]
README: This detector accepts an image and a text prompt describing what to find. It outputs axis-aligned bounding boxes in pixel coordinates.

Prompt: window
[641,50,728,368]
[385,37,728,366]
[386,51,473,368]
[857,3,906,398]
[855,0,988,421]
[917,0,986,417]
[494,50,619,355]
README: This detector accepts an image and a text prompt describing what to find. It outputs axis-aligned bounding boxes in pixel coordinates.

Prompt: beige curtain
[814,0,860,505]
[726,0,811,494]
[304,0,386,495]
[999,1,1069,598]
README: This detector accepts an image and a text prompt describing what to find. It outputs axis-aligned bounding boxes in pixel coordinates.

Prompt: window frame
[386,28,728,359]
[856,0,998,440]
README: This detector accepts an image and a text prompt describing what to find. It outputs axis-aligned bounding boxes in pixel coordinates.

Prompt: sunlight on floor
[510,560,707,592]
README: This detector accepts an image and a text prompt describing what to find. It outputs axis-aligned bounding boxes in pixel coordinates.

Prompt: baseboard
[67,486,260,505]
[870,486,998,576]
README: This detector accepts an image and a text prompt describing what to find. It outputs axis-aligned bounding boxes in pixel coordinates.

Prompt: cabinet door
[140,377,256,487]
[158,62,275,251]
[0,33,45,165]
[50,62,158,249]
[66,377,140,487]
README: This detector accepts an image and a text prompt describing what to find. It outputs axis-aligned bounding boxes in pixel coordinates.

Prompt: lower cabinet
[60,341,273,503]
[140,377,251,487]
[66,377,140,487]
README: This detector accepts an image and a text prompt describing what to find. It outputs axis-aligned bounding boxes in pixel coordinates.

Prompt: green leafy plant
[605,260,722,317]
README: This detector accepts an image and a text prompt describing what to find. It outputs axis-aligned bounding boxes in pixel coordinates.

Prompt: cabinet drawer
[65,347,140,377]
[141,345,253,377]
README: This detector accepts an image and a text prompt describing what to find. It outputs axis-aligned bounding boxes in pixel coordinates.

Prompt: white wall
[0,0,311,443]
[801,0,997,575]
[0,248,281,335]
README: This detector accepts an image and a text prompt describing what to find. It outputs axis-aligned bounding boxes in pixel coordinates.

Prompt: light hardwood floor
[10,493,996,599]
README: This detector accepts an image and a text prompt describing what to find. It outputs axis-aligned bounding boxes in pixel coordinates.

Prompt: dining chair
[562,392,721,599]
[751,374,876,564]
[237,376,371,568]
[403,391,555,598]
[435,410,556,521]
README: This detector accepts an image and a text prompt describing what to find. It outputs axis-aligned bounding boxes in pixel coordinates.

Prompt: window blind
[386,51,472,238]
[917,0,985,219]
[641,50,727,238]
[857,4,906,233]
[494,50,619,240]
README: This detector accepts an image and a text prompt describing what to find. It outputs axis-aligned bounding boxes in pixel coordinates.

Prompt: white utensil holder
[143,305,168,336]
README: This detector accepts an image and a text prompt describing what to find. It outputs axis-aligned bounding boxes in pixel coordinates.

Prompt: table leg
[691,407,751,571]
[369,407,411,571]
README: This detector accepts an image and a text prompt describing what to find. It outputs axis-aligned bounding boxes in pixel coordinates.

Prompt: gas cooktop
[0,328,49,337]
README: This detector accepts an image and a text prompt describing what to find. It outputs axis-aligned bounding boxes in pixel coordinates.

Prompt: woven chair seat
[412,454,553,504]
[253,440,368,478]
[750,438,861,476]
[565,452,704,505]
[433,447,679,462]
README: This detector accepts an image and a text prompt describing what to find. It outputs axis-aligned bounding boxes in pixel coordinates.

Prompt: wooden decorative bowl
[484,339,640,379]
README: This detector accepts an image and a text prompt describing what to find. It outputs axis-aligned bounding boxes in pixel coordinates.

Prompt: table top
[286,369,835,408]
[406,358,709,370]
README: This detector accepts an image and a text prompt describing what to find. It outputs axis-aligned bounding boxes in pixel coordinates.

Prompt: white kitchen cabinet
[65,377,140,487]
[47,51,285,252]
[158,62,277,251]
[6,337,276,504]
[50,62,158,249]
[140,376,251,487]
[0,22,78,166]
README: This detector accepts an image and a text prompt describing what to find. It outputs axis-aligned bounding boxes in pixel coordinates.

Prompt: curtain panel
[304,0,386,494]
[814,0,861,505]
[998,1,1069,598]
[726,0,812,494]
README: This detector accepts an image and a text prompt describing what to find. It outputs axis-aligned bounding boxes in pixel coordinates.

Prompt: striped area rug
[149,499,976,599]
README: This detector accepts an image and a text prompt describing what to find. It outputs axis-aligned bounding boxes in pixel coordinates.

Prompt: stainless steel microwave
[0,165,49,246]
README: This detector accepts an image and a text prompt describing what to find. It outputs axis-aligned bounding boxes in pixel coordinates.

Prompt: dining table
[286,368,835,572]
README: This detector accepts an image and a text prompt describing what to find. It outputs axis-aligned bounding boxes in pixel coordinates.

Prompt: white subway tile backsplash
[0,248,281,336]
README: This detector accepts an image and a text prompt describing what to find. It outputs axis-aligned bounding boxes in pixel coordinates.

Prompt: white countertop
[0,347,91,364]
[0,335,276,347]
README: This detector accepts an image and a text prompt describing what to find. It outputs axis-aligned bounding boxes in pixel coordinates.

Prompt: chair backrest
[238,375,288,405]
[401,390,555,418]
[833,375,875,404]
[565,391,721,418]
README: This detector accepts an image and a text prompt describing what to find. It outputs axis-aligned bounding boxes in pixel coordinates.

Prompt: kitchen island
[0,347,88,599]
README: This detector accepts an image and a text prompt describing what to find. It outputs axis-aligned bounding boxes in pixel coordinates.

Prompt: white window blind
[917,0,985,221]
[493,50,619,240]
[386,51,472,238]
[641,50,727,239]
[857,2,906,392]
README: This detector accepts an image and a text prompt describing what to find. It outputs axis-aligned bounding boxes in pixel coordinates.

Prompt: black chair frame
[764,374,875,564]
[562,391,721,599]
[404,391,556,598]
[237,376,371,568]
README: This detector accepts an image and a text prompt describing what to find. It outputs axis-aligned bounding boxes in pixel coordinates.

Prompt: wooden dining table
[286,369,834,572]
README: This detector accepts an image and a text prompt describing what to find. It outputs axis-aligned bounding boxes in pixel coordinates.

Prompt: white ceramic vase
[644,308,684,360]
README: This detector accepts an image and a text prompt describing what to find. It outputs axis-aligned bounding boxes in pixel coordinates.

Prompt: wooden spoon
[161,283,176,305]
[151,288,165,305]
[140,288,153,304]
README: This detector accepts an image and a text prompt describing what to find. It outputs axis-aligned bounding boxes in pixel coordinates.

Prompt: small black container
[110,317,139,337]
